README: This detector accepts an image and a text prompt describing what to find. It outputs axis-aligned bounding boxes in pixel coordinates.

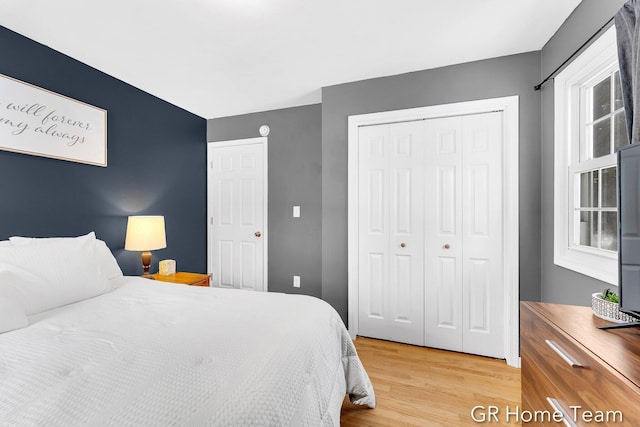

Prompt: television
[602,142,640,329]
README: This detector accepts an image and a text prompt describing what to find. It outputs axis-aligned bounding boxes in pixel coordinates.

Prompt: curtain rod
[533,16,615,91]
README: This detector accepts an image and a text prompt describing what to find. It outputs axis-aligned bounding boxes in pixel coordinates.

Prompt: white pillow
[8,233,123,280]
[95,239,123,279]
[0,295,28,333]
[0,235,112,315]
[0,240,11,247]
[9,231,95,247]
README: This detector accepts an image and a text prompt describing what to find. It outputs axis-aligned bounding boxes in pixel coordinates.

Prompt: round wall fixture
[259,124,270,136]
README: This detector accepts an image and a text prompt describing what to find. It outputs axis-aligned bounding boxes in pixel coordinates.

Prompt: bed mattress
[0,277,375,426]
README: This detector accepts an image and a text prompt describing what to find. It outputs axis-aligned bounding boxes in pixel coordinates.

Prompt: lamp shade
[124,216,167,251]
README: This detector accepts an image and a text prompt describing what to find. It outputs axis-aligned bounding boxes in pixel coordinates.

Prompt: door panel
[468,258,489,331]
[392,254,411,321]
[358,125,389,339]
[368,170,385,233]
[436,256,456,327]
[219,240,234,287]
[438,166,457,235]
[461,112,503,358]
[425,116,464,352]
[241,242,256,289]
[393,168,412,233]
[241,179,256,225]
[469,165,489,235]
[220,180,234,224]
[358,121,425,346]
[365,252,384,318]
[209,141,265,291]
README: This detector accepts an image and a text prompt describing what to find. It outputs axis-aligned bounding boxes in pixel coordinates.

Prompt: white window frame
[554,26,619,285]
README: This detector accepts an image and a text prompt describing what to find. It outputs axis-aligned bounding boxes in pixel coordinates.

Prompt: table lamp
[125,215,167,276]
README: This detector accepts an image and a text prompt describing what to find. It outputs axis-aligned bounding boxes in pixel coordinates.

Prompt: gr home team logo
[471,405,623,424]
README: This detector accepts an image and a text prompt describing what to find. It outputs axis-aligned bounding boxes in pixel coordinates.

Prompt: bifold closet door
[424,112,504,358]
[357,121,425,346]
[424,116,464,352]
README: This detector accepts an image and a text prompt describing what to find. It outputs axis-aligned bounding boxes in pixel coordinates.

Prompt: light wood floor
[341,337,521,426]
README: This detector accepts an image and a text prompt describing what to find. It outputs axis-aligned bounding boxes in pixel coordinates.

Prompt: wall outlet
[293,275,301,288]
[293,205,300,218]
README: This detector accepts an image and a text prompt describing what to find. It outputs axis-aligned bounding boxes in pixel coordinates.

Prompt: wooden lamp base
[141,250,153,277]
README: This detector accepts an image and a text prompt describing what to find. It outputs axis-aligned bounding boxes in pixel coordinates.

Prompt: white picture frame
[0,73,107,167]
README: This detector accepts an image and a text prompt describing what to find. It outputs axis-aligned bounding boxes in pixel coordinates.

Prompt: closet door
[424,117,464,351]
[424,112,504,358]
[357,121,425,346]
[460,112,504,358]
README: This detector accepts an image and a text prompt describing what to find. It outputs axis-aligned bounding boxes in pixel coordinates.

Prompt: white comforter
[0,278,375,426]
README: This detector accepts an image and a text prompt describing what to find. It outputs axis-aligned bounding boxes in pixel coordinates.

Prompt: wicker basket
[591,293,637,323]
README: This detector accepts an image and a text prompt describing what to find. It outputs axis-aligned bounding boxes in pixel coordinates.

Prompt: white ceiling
[1,0,582,119]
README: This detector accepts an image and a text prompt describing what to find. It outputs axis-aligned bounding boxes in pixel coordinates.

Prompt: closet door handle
[444,244,450,249]
[400,243,406,248]
[546,397,578,427]
[545,340,583,368]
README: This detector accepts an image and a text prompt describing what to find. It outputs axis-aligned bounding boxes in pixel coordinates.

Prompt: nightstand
[148,272,211,287]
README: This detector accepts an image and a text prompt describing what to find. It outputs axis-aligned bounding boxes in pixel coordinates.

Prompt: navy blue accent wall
[0,26,207,275]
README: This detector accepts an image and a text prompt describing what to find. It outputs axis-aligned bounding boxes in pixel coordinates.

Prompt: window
[554,26,629,284]
[574,70,627,252]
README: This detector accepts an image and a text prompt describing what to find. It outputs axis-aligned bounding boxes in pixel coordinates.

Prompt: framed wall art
[0,73,107,167]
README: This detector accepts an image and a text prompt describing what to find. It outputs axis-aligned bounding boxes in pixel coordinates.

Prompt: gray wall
[207,104,322,297]
[322,52,542,322]
[540,0,627,305]
[206,0,626,319]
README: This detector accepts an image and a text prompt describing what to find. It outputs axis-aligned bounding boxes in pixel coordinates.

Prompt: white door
[424,112,504,358]
[460,112,504,358]
[424,116,464,352]
[357,121,425,346]
[356,112,505,359]
[207,138,267,291]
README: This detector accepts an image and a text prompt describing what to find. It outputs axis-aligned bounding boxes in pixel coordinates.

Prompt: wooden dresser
[521,302,640,426]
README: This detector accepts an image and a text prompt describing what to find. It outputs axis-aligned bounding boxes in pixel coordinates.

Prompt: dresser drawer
[521,303,640,426]
[521,373,565,427]
[522,340,596,426]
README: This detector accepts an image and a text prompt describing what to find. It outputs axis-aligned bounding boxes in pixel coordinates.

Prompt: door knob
[444,244,450,249]
[255,231,262,238]
[400,243,406,248]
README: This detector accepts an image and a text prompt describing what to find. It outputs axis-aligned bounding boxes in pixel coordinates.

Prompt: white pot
[591,293,636,323]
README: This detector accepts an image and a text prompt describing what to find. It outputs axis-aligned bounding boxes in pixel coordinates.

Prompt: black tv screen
[618,142,640,321]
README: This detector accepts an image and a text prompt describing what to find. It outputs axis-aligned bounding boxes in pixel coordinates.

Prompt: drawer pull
[547,397,578,427]
[545,339,583,368]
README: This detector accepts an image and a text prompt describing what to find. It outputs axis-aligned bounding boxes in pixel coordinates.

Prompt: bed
[0,233,375,426]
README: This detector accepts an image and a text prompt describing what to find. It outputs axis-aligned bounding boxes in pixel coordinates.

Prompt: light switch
[293,205,301,218]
